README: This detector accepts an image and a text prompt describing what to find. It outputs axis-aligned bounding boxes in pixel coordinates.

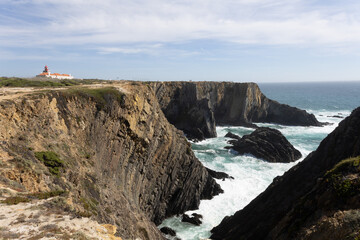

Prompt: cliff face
[0,83,221,239]
[211,107,360,240]
[151,82,321,140]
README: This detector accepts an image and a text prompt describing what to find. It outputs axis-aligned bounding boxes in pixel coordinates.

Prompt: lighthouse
[36,65,74,79]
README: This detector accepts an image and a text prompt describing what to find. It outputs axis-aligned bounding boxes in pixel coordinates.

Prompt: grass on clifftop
[1,190,66,205]
[0,77,107,87]
[325,156,360,177]
[325,156,360,198]
[62,87,125,109]
[35,151,64,176]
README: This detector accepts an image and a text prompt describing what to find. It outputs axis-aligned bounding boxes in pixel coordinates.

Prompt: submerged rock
[160,227,176,236]
[211,107,360,240]
[225,127,302,163]
[328,115,344,119]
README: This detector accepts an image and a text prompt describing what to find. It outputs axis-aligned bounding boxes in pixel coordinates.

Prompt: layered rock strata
[151,82,322,140]
[211,107,360,240]
[225,127,302,163]
[0,83,221,239]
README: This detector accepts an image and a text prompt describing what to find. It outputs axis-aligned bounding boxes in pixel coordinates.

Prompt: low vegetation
[62,87,125,109]
[34,151,64,176]
[0,77,107,87]
[325,156,360,198]
[1,190,66,205]
[1,196,31,205]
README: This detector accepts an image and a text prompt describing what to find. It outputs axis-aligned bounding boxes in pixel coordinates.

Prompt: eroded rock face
[0,82,222,240]
[151,82,322,141]
[211,107,360,240]
[225,127,302,163]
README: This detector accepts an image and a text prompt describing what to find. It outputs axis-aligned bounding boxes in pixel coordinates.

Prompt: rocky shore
[211,107,360,240]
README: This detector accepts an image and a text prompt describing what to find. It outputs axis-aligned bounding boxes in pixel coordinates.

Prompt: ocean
[159,81,360,240]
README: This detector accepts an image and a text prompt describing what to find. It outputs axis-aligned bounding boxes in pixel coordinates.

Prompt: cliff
[211,107,360,240]
[0,82,221,239]
[151,81,322,140]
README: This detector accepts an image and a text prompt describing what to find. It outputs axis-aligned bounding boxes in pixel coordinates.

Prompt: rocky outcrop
[225,132,241,140]
[151,82,322,141]
[225,128,302,163]
[211,107,360,240]
[160,227,176,236]
[182,213,203,226]
[206,167,234,180]
[0,83,221,239]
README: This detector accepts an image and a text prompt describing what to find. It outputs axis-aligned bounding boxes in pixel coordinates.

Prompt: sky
[1,0,360,82]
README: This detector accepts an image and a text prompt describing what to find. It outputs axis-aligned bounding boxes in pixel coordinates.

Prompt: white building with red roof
[36,65,74,80]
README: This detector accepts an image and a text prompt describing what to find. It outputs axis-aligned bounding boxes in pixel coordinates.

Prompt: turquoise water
[160,81,360,240]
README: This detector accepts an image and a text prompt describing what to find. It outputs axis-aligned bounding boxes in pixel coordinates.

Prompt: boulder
[225,127,302,163]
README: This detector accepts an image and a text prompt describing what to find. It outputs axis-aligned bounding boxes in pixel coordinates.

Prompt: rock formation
[225,132,241,140]
[0,83,222,239]
[211,107,360,240]
[225,128,302,163]
[182,213,203,226]
[206,167,234,180]
[151,81,322,141]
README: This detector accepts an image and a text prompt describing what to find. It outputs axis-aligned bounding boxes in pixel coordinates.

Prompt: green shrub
[63,87,124,110]
[1,196,30,205]
[29,190,66,199]
[34,151,64,176]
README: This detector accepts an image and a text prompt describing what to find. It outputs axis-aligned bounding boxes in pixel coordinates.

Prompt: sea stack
[225,127,302,163]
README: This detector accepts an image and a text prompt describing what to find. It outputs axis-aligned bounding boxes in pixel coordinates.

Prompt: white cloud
[1,0,360,49]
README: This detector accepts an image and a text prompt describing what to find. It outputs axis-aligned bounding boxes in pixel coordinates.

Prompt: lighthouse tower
[43,65,50,75]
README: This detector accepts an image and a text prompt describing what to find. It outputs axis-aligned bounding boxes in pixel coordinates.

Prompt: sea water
[159,81,360,240]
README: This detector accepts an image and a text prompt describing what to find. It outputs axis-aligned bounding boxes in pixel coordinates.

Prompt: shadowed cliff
[151,81,322,140]
[211,107,360,240]
[0,83,222,239]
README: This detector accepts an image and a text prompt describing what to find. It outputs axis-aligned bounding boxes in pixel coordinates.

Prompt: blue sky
[1,0,360,82]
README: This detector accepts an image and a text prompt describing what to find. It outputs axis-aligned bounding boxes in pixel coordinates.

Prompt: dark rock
[206,167,234,180]
[151,82,323,141]
[182,213,202,226]
[224,132,241,140]
[225,127,302,163]
[191,213,203,219]
[211,107,360,240]
[200,172,224,199]
[160,227,176,236]
[327,115,344,119]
